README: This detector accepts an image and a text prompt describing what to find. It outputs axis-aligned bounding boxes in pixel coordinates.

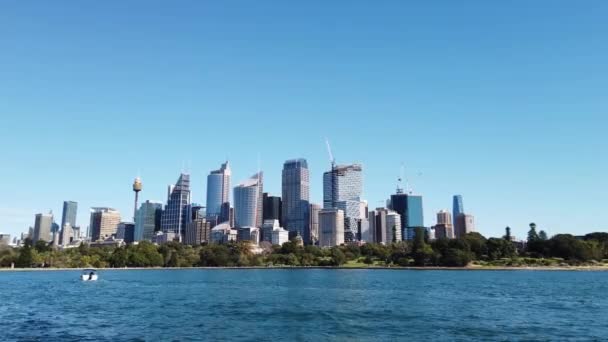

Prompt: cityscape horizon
[0,152,578,244]
[1,1,606,245]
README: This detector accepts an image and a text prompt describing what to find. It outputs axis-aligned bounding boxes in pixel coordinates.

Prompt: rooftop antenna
[325,138,336,168]
[396,163,405,194]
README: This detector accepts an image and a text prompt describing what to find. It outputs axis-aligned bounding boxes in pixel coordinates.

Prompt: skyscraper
[434,210,454,239]
[161,173,191,238]
[282,159,310,243]
[89,208,121,241]
[33,213,53,243]
[206,161,231,224]
[452,195,464,227]
[318,209,344,247]
[390,193,424,240]
[309,203,321,245]
[437,210,452,226]
[455,213,475,238]
[135,200,163,241]
[234,172,263,228]
[60,201,77,232]
[262,193,282,224]
[369,208,402,244]
[323,164,363,242]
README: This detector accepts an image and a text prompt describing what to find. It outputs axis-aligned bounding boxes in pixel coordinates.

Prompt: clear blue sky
[1,1,606,240]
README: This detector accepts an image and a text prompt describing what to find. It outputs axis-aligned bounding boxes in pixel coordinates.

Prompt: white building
[318,209,344,247]
[271,226,289,246]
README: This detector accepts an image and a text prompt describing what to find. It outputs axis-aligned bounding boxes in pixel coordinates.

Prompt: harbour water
[1,269,607,341]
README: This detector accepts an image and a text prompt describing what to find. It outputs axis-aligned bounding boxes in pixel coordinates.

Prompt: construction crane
[396,163,405,194]
[325,138,336,168]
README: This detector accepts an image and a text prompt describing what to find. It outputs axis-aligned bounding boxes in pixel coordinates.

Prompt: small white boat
[81,269,98,281]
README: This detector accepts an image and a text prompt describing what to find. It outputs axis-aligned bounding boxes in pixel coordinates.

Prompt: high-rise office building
[60,223,74,246]
[206,161,231,223]
[390,193,424,240]
[135,200,163,241]
[437,210,452,226]
[434,224,454,239]
[89,208,121,241]
[455,213,475,238]
[369,208,402,244]
[323,164,363,242]
[386,210,402,243]
[234,172,263,228]
[60,201,77,232]
[161,173,191,238]
[184,217,211,245]
[434,210,454,239]
[309,203,321,245]
[318,209,344,247]
[262,193,282,224]
[33,213,53,243]
[453,195,464,228]
[282,159,310,243]
[116,222,135,243]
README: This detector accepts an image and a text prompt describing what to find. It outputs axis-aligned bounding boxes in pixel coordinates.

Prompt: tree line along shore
[1,227,608,269]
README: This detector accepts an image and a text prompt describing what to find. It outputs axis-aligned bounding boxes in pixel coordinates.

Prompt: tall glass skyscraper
[282,159,310,243]
[60,201,77,231]
[323,164,363,242]
[135,200,163,241]
[206,162,231,223]
[390,193,424,240]
[161,173,191,237]
[452,195,464,226]
[234,172,263,228]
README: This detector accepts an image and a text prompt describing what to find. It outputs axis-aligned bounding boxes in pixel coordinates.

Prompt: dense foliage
[2,231,608,269]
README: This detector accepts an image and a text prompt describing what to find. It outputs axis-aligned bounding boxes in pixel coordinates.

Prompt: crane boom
[325,138,335,167]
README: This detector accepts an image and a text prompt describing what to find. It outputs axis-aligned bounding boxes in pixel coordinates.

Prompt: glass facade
[452,195,464,227]
[206,162,231,223]
[61,201,77,231]
[234,172,263,228]
[161,173,191,236]
[323,164,363,241]
[390,193,424,240]
[263,193,282,224]
[135,200,163,241]
[281,159,310,243]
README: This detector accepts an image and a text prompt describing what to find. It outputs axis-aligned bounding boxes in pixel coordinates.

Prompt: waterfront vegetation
[2,227,608,269]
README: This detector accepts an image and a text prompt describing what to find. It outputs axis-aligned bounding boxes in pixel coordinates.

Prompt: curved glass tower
[206,161,231,223]
[234,172,263,228]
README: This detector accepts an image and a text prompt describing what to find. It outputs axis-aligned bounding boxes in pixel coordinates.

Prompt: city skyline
[1,1,607,240]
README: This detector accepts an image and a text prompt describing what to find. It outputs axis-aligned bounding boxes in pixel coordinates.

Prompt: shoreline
[2,265,608,272]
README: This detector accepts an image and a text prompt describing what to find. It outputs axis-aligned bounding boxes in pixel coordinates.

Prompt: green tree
[504,227,512,241]
[110,247,128,267]
[463,232,487,260]
[330,247,346,266]
[538,230,548,241]
[16,238,34,268]
[487,238,516,260]
[412,228,433,266]
[441,248,472,267]
[34,240,50,253]
[527,223,539,242]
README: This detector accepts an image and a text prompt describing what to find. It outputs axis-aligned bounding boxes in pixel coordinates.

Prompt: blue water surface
[1,269,607,341]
